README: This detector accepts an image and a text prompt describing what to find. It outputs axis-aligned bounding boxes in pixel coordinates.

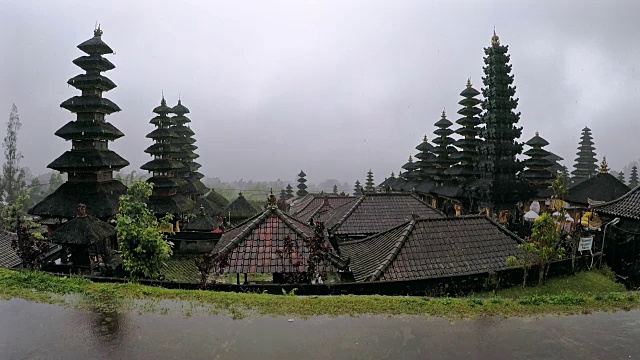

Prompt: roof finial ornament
[160,90,166,105]
[535,131,539,136]
[441,109,446,119]
[466,78,472,88]
[423,134,427,142]
[408,154,413,162]
[491,27,500,46]
[598,157,610,174]
[94,23,102,37]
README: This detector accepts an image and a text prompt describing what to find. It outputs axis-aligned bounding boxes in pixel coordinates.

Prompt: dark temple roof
[212,207,346,274]
[206,189,230,208]
[0,231,20,268]
[55,120,124,141]
[565,173,630,206]
[327,192,445,238]
[49,215,115,245]
[184,208,217,232]
[223,193,260,221]
[594,185,640,220]
[28,180,127,220]
[290,194,355,217]
[340,216,523,282]
[48,150,129,172]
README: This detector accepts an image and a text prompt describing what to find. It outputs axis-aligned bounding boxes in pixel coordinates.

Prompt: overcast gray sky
[1,0,639,185]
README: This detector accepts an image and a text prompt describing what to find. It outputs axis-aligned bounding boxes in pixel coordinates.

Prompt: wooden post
[244,273,248,284]
[236,273,240,285]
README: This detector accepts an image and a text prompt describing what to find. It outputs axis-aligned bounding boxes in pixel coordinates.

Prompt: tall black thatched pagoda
[297,170,308,197]
[431,110,458,182]
[141,97,194,216]
[571,126,597,184]
[414,135,436,181]
[478,31,524,208]
[29,27,129,221]
[446,79,482,181]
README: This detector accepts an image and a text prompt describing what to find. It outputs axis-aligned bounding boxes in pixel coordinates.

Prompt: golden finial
[598,157,610,174]
[491,28,500,46]
[441,109,446,119]
[466,78,472,88]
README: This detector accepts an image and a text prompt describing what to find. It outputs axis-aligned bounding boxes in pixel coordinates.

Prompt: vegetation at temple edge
[0,268,636,320]
[1,104,27,205]
[115,180,173,279]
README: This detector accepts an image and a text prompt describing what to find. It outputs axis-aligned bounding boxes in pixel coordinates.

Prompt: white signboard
[579,236,594,252]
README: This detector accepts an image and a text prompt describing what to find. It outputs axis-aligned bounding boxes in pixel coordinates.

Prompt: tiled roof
[212,208,343,274]
[566,173,630,206]
[340,216,523,282]
[594,185,640,220]
[289,194,354,216]
[0,231,20,268]
[328,192,445,238]
[162,254,200,283]
[295,196,357,223]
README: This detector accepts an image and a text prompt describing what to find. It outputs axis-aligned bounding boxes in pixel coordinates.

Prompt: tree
[115,180,173,279]
[478,31,523,204]
[47,172,64,195]
[1,104,26,204]
[3,195,48,269]
[508,213,565,287]
[25,178,45,210]
[630,166,639,188]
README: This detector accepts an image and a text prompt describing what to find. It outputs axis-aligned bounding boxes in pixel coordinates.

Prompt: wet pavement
[1,299,639,359]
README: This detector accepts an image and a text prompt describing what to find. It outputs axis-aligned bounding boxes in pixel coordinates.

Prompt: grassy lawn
[474,270,627,298]
[0,268,637,319]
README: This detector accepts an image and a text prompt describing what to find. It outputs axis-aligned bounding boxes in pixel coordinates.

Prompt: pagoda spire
[598,157,610,174]
[617,171,626,185]
[522,131,554,188]
[296,170,308,197]
[29,27,129,220]
[478,31,524,205]
[431,110,458,182]
[141,97,194,216]
[446,79,482,181]
[285,184,294,199]
[353,180,362,196]
[365,170,375,192]
[401,154,420,182]
[571,127,598,184]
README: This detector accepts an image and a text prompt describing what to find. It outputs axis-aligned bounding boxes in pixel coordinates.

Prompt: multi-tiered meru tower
[29,27,129,220]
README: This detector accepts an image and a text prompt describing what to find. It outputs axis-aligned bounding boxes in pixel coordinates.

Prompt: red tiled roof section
[331,193,444,237]
[296,196,357,223]
[340,216,523,282]
[213,209,336,274]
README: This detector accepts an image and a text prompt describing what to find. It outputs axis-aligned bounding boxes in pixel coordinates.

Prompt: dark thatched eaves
[60,96,121,114]
[28,181,127,220]
[49,215,115,245]
[565,173,630,206]
[224,193,259,222]
[48,150,129,173]
[594,185,640,220]
[55,120,124,141]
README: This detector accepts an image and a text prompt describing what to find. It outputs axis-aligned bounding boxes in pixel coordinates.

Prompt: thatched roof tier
[67,74,116,92]
[205,190,230,208]
[146,128,178,139]
[147,176,179,189]
[223,193,259,222]
[60,96,121,114]
[191,179,208,194]
[140,158,184,172]
[171,100,190,115]
[194,196,220,216]
[184,207,217,232]
[72,55,115,72]
[171,125,195,137]
[147,194,195,216]
[55,120,124,141]
[189,172,206,182]
[50,215,115,246]
[48,150,129,173]
[180,181,200,196]
[149,115,173,126]
[171,115,191,125]
[28,180,126,220]
[77,28,113,55]
[152,102,173,115]
[144,143,182,155]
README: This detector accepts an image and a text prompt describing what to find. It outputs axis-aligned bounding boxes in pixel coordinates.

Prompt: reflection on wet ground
[1,298,639,359]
